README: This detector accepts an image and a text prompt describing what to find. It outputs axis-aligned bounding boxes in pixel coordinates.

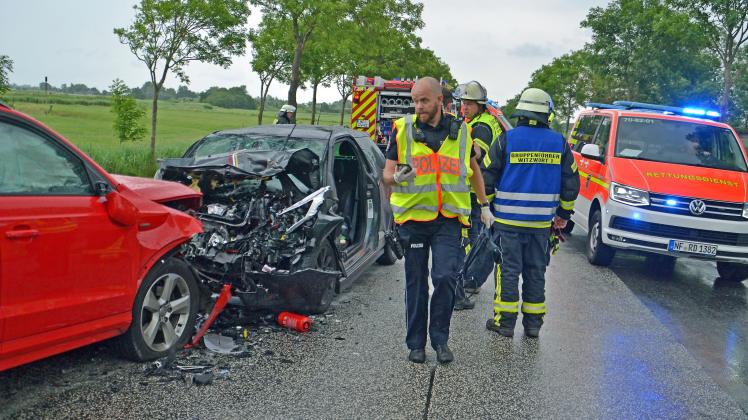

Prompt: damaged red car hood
[111,174,201,203]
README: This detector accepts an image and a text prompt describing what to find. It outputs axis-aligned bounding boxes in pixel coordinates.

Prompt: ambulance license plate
[667,240,718,256]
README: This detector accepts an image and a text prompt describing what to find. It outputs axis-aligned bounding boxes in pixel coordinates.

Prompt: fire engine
[350,76,513,152]
[350,76,417,151]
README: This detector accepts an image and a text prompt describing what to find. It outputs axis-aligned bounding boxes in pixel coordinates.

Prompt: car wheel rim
[140,273,190,352]
[590,221,600,253]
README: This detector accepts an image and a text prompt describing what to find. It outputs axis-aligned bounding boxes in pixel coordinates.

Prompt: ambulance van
[567,101,748,282]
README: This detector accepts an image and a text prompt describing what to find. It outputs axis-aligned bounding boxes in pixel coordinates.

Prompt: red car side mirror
[105,190,138,227]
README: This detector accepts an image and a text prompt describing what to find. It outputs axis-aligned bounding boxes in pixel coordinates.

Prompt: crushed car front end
[158,147,344,314]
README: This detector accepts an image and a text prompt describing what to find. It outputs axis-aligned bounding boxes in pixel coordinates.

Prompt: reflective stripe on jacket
[493,125,564,228]
[390,115,473,226]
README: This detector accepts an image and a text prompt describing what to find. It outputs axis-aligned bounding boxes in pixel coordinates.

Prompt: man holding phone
[384,77,493,364]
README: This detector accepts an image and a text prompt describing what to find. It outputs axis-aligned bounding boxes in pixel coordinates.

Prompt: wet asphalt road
[566,233,748,414]
[1,234,747,419]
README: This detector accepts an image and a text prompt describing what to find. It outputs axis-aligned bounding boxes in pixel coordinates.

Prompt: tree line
[503,0,748,135]
[110,0,452,161]
[7,80,351,114]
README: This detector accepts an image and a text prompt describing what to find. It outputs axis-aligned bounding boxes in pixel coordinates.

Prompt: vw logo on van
[689,199,707,216]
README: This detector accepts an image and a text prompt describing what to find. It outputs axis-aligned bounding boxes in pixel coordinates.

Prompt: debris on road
[277,311,312,332]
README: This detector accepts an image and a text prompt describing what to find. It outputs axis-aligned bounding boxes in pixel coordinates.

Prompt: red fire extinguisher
[277,312,312,332]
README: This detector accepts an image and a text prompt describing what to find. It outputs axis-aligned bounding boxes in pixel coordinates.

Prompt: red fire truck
[350,76,512,151]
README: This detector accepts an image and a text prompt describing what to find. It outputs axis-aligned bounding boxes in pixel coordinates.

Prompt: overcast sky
[2,0,610,105]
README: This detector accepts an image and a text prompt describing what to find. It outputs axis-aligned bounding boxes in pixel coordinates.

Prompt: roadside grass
[5,90,351,177]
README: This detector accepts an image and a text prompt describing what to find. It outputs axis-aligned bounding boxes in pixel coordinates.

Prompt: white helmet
[511,88,554,123]
[461,81,488,104]
[280,104,296,113]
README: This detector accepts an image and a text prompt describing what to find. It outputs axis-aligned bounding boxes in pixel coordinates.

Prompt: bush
[110,79,147,143]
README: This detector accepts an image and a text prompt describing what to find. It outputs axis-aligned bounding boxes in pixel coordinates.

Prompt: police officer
[454,81,503,310]
[482,88,579,338]
[274,104,296,124]
[384,77,493,364]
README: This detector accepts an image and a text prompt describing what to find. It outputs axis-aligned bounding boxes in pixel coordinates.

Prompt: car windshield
[191,133,327,158]
[615,117,747,172]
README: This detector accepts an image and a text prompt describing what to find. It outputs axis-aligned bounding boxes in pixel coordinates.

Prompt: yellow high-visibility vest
[468,111,502,155]
[390,115,473,226]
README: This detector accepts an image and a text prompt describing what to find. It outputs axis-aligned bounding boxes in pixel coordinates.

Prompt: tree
[525,51,593,135]
[301,31,338,124]
[200,85,257,109]
[732,46,748,131]
[251,0,346,108]
[334,74,353,125]
[0,55,13,97]
[670,0,748,119]
[582,0,718,108]
[114,0,250,161]
[110,79,147,143]
[327,0,453,124]
[249,16,291,124]
[176,85,198,99]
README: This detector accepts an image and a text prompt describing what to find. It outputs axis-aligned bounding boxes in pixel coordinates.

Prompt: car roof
[580,109,733,129]
[214,124,365,141]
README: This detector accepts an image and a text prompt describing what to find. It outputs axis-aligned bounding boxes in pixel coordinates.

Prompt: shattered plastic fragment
[193,372,214,386]
[203,333,244,355]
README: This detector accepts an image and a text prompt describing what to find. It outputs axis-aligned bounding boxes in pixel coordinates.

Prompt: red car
[0,104,203,371]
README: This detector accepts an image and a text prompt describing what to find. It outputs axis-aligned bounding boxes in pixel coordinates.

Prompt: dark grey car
[157,125,399,313]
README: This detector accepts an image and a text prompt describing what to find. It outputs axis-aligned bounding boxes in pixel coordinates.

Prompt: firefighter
[274,104,296,124]
[454,81,503,310]
[482,88,580,338]
[384,77,493,364]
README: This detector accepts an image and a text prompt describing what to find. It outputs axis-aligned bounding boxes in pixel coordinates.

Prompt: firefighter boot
[486,318,514,337]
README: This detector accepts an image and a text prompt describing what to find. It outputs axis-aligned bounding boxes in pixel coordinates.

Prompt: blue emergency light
[585,101,721,120]
[666,199,677,206]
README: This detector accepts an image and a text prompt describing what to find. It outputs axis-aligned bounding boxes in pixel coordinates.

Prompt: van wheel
[587,210,615,266]
[562,220,575,235]
[116,258,199,361]
[716,261,748,282]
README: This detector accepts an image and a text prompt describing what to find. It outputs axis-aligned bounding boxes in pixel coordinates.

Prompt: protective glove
[480,205,494,229]
[393,166,416,184]
[553,216,568,230]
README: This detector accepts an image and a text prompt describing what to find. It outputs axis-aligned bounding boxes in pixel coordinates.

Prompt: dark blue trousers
[399,216,462,350]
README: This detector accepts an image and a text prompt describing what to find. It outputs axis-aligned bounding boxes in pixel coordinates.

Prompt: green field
[4,90,351,177]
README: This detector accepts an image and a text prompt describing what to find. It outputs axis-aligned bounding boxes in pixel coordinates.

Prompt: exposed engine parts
[182,170,330,293]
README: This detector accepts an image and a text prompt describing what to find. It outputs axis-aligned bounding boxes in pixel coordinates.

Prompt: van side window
[572,115,602,152]
[593,117,612,156]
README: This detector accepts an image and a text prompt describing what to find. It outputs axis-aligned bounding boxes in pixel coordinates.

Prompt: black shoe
[524,327,540,338]
[408,348,426,363]
[434,344,454,364]
[486,319,514,337]
[454,297,475,310]
[464,287,480,295]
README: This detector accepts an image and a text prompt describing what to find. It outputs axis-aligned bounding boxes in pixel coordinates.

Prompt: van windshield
[615,117,747,172]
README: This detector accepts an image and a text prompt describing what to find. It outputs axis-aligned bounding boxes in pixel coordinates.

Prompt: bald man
[384,77,493,364]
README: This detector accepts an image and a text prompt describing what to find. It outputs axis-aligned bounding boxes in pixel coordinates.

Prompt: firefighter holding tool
[454,81,504,310]
[482,88,579,338]
[383,77,492,364]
